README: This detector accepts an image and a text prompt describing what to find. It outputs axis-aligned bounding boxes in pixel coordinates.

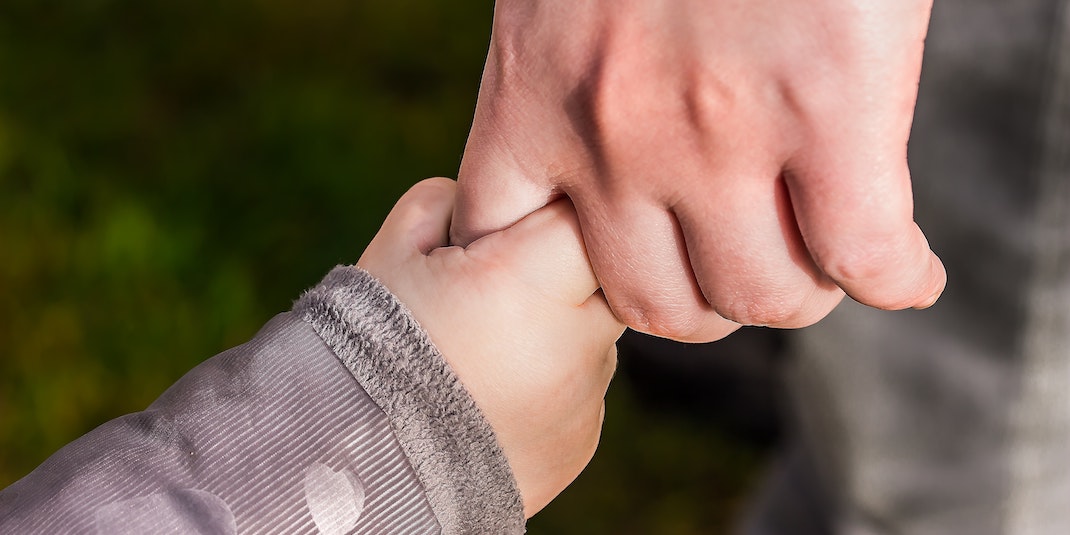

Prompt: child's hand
[358,178,624,517]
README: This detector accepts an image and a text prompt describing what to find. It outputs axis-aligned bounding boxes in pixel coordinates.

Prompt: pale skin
[357,178,625,517]
[452,0,947,342]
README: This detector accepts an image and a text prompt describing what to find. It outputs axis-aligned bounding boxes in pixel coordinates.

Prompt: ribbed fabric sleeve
[0,313,443,534]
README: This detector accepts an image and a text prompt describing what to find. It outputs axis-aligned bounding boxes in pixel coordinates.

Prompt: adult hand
[359,178,624,517]
[453,0,946,342]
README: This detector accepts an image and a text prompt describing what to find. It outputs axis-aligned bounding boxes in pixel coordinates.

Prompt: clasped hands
[360,0,946,520]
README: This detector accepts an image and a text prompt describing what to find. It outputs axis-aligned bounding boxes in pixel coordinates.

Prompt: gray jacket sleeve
[0,266,525,534]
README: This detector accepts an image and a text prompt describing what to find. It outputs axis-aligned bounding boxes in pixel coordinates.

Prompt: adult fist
[453,0,946,342]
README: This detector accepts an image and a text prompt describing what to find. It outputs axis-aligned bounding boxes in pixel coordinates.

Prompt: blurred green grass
[0,1,766,531]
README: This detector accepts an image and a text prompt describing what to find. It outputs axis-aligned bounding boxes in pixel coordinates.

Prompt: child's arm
[0,178,623,534]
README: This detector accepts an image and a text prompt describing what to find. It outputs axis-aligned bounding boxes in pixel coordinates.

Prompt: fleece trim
[293,266,526,535]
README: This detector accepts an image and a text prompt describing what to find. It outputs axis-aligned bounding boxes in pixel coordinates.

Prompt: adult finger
[574,196,740,342]
[783,9,944,310]
[674,175,846,328]
[787,145,946,311]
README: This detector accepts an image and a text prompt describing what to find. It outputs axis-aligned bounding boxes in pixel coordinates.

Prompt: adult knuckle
[613,302,703,339]
[712,295,799,327]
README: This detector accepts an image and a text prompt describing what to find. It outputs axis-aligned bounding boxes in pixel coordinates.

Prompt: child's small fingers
[468,198,601,305]
[360,178,456,268]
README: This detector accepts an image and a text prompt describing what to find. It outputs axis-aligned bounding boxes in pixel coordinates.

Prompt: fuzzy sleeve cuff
[293,266,526,535]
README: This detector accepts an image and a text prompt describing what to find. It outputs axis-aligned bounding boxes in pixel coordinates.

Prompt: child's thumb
[360,178,456,266]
